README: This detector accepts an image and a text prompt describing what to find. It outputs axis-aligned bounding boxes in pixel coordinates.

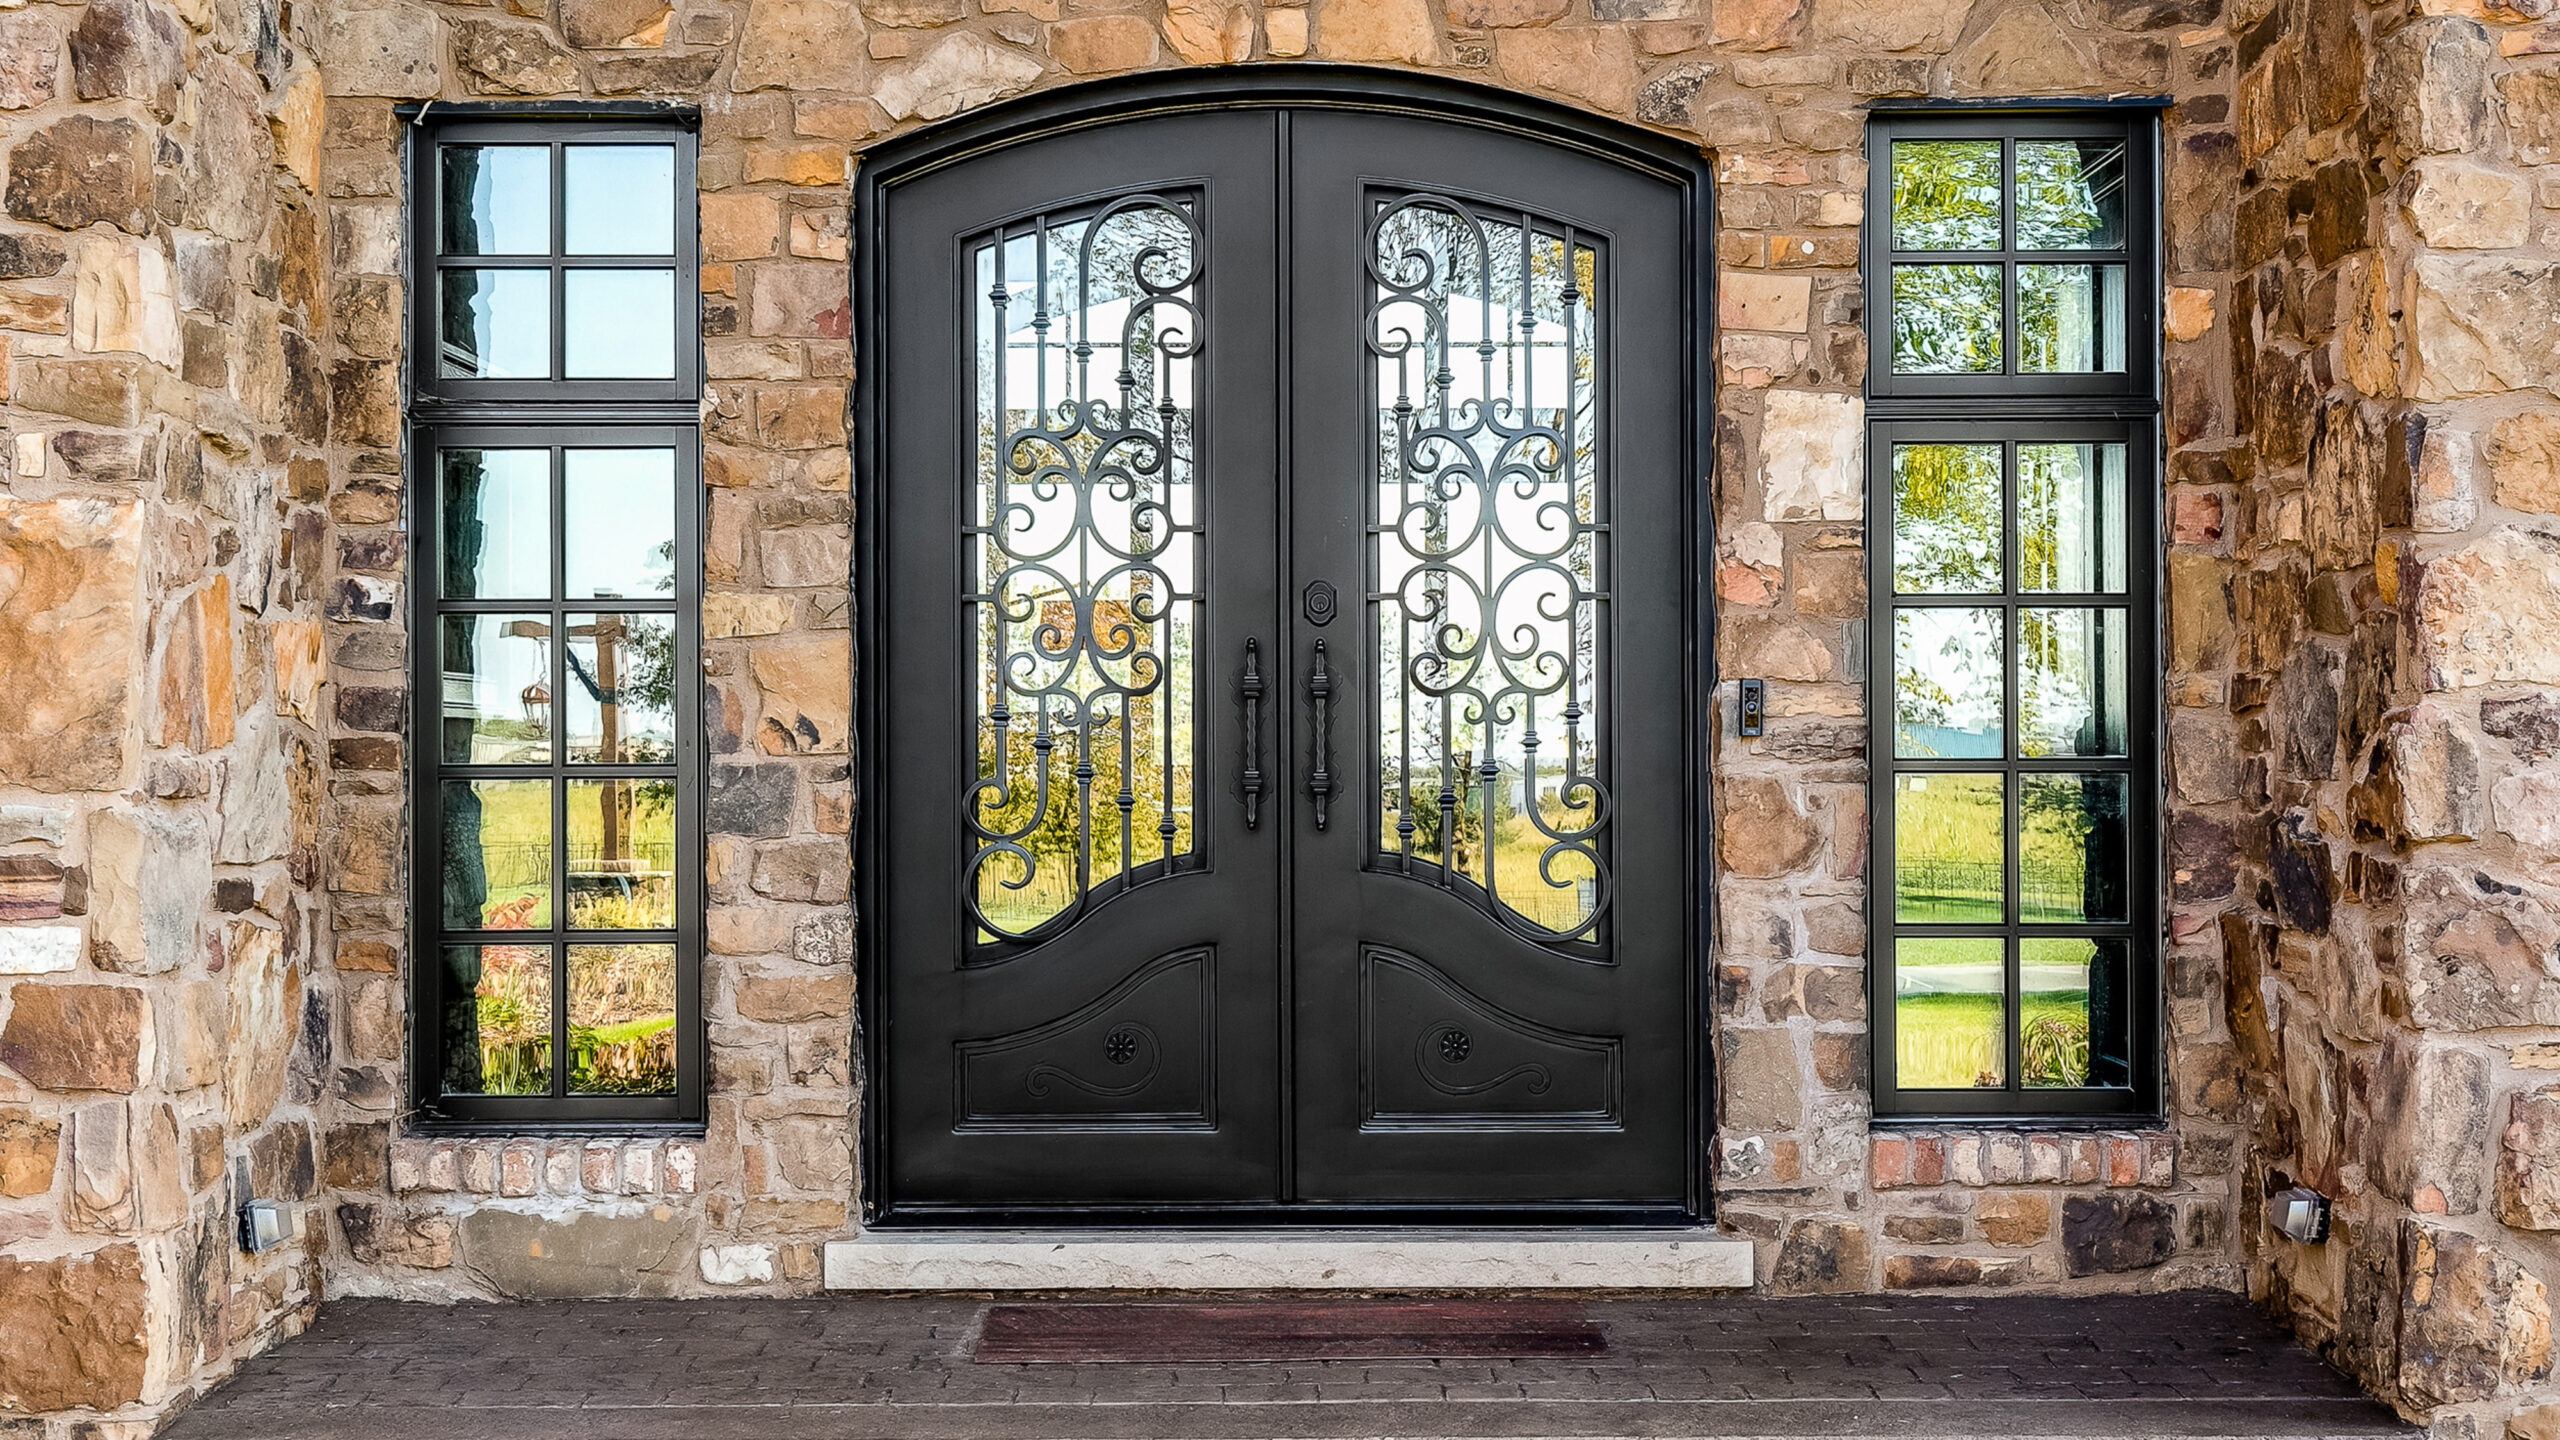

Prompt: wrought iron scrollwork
[1366,191,1611,946]
[965,196,1205,946]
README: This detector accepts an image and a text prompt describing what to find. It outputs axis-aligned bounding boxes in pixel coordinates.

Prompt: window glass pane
[565,146,676,255]
[440,145,548,256]
[2018,264,2126,373]
[567,779,676,930]
[2018,443,2127,593]
[564,449,677,599]
[2021,772,2130,924]
[1891,140,2002,250]
[1895,607,2004,758]
[1894,772,2003,924]
[568,943,678,1095]
[439,448,549,599]
[2016,140,2127,251]
[440,269,550,379]
[2022,608,2130,758]
[442,944,552,1096]
[440,615,554,764]
[564,269,677,379]
[1893,443,2001,594]
[1897,937,2006,1090]
[565,614,676,763]
[1892,264,2002,374]
[2022,937,2133,1089]
[441,779,552,931]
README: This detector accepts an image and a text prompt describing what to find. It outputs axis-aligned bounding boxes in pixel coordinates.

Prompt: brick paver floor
[161,1289,2415,1439]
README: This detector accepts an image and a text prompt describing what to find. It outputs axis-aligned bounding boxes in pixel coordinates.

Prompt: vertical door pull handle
[1306,638,1337,831]
[1239,638,1266,831]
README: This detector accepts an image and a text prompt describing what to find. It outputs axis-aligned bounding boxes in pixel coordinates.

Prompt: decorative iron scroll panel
[967,196,1205,950]
[1369,194,1609,949]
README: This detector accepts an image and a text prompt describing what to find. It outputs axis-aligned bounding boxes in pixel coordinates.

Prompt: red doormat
[972,1299,1606,1363]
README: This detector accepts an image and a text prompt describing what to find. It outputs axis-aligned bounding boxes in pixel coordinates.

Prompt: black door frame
[850,68,1720,1226]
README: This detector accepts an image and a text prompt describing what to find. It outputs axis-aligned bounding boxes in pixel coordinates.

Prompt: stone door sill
[822,1229,1753,1291]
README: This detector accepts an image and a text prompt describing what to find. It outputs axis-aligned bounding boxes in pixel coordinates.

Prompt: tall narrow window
[1866,111,2160,1118]
[410,114,704,1125]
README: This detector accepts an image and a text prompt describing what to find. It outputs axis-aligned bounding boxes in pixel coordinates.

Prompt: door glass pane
[967,198,1203,943]
[1894,773,2003,924]
[2023,937,2133,1089]
[564,269,676,378]
[1894,607,2004,758]
[440,145,549,256]
[2021,607,2129,758]
[1370,194,1606,945]
[1892,264,2002,374]
[1897,937,2005,1090]
[439,269,550,378]
[2018,264,2126,373]
[2016,140,2127,251]
[439,448,549,599]
[442,944,552,1096]
[1892,443,2001,594]
[442,778,552,931]
[565,146,676,255]
[2018,442,2127,593]
[564,449,677,598]
[567,779,676,929]
[568,943,678,1095]
[564,613,676,763]
[1891,141,2001,250]
[440,615,554,764]
[2020,772,2130,924]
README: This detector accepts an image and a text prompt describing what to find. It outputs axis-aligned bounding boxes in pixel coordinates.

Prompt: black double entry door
[869,100,1700,1220]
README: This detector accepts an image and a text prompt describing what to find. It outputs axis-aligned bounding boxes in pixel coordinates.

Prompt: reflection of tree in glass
[2015,142,2124,250]
[1891,141,2000,250]
[1893,445,1999,593]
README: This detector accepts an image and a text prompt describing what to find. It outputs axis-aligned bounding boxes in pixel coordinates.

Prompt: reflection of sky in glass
[444,146,547,254]
[1894,607,2003,758]
[441,449,549,599]
[564,450,676,599]
[444,271,549,378]
[565,270,676,379]
[566,146,676,255]
[442,615,552,764]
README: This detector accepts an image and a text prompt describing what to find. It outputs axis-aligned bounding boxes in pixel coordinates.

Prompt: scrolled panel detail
[1361,947,1619,1129]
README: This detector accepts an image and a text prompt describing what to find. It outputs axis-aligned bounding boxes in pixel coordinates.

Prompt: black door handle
[1238,638,1266,831]
[1306,638,1337,831]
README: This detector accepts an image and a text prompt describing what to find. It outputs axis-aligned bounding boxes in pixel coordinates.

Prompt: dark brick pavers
[161,1289,2415,1439]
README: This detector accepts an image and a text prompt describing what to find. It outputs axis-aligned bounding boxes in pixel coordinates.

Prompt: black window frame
[1864,106,2163,1122]
[406,107,707,1131]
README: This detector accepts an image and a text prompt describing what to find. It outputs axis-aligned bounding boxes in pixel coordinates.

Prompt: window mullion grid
[548,442,570,1099]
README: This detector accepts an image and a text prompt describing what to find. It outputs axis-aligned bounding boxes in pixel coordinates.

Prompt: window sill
[1868,1125,2176,1190]
[387,1131,705,1200]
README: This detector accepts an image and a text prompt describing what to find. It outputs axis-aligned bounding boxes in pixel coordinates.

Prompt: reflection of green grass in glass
[1895,991,2092,1090]
[1894,776,2001,922]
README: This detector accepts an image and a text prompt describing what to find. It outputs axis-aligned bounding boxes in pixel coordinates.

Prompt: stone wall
[0,0,341,1427]
[2215,1,2560,1433]
[299,0,2255,1328]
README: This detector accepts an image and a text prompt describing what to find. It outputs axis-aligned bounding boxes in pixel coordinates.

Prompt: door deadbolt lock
[1302,580,1337,627]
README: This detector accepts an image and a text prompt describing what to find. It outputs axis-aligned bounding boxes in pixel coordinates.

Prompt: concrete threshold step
[823,1227,1756,1290]
[172,1397,2419,1440]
